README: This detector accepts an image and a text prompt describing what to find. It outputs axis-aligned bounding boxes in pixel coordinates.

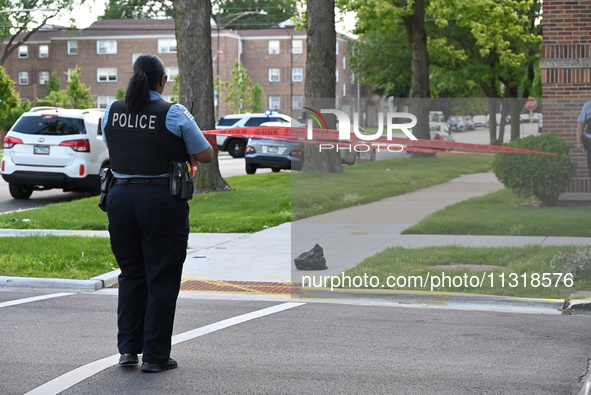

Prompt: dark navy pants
[106,183,189,364]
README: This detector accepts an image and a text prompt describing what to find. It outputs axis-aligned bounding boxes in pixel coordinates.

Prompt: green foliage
[212,0,297,29]
[46,72,61,95]
[101,0,173,19]
[42,90,71,107]
[251,83,265,112]
[492,133,574,206]
[338,0,542,99]
[0,100,30,132]
[217,60,266,113]
[67,68,95,108]
[0,65,20,126]
[116,87,126,100]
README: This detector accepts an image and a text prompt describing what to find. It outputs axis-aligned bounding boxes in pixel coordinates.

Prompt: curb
[0,270,119,293]
[298,287,567,313]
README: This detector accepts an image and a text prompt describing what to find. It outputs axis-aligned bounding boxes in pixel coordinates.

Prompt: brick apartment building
[2,18,379,124]
[542,1,591,195]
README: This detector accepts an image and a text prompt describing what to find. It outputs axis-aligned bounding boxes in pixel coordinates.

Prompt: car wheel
[9,183,33,200]
[245,163,257,174]
[272,168,281,173]
[227,139,246,158]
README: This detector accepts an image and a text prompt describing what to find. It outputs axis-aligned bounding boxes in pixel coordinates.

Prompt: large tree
[301,0,342,173]
[339,0,431,146]
[0,0,79,65]
[173,0,231,193]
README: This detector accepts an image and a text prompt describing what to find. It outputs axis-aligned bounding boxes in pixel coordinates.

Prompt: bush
[492,133,574,206]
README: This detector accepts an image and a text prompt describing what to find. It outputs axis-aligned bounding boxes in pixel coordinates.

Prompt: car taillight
[79,164,86,176]
[433,134,442,140]
[3,136,23,149]
[1,160,5,172]
[246,146,256,154]
[60,139,90,152]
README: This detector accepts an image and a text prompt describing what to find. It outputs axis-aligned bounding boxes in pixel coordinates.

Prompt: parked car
[472,115,488,129]
[447,116,466,132]
[245,138,304,174]
[463,116,475,130]
[1,107,108,199]
[215,112,296,158]
[429,111,445,122]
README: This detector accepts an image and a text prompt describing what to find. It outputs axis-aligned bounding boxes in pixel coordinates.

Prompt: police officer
[576,100,591,178]
[102,54,213,373]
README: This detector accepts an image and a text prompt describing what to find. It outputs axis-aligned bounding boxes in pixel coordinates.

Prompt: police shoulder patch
[183,109,195,122]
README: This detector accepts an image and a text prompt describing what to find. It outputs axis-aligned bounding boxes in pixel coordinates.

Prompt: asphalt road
[0,290,589,395]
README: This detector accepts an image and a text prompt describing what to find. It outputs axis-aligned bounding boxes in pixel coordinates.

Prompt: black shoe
[119,353,139,366]
[140,358,178,373]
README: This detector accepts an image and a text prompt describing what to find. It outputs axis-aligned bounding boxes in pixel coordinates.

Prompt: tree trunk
[302,0,343,173]
[402,0,431,157]
[173,0,231,192]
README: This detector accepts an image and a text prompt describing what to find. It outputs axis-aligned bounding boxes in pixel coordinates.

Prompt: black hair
[125,54,166,113]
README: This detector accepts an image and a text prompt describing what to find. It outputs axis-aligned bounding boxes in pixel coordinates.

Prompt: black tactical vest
[105,100,189,175]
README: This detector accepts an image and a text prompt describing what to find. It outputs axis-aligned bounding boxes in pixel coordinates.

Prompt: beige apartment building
[3,18,379,124]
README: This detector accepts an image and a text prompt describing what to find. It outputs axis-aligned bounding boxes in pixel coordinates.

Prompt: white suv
[215,112,294,158]
[1,107,109,199]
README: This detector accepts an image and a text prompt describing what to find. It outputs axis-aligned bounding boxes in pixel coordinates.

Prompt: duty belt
[114,178,169,185]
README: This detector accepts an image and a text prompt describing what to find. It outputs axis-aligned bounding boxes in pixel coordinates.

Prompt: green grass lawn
[0,235,116,279]
[0,155,494,232]
[403,188,591,237]
[343,245,591,299]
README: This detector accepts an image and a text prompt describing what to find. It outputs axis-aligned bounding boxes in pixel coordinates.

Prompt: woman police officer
[102,54,213,373]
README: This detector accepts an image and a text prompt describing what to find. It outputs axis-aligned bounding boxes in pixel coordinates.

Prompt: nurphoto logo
[303,107,418,153]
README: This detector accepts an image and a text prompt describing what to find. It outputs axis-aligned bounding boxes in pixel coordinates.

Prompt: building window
[39,45,49,59]
[351,71,355,83]
[292,68,303,82]
[158,39,177,53]
[269,96,280,110]
[343,84,347,97]
[67,68,76,82]
[268,40,280,55]
[166,66,179,82]
[343,56,347,70]
[18,45,28,59]
[39,71,49,85]
[97,40,117,54]
[292,39,303,54]
[97,96,116,109]
[269,68,280,82]
[97,68,118,82]
[292,96,303,110]
[335,69,339,83]
[68,41,78,55]
[18,71,29,85]
[336,41,339,55]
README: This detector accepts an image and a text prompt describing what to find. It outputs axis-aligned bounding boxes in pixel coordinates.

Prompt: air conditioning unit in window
[39,53,48,58]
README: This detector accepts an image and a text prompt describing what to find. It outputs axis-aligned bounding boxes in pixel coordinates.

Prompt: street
[0,290,590,395]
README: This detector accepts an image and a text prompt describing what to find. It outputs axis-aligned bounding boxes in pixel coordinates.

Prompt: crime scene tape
[202,126,557,157]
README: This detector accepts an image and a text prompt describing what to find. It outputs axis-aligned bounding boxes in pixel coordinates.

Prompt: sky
[50,1,357,34]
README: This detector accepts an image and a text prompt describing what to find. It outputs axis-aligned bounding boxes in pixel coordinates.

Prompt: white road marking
[24,301,306,395]
[0,292,73,308]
